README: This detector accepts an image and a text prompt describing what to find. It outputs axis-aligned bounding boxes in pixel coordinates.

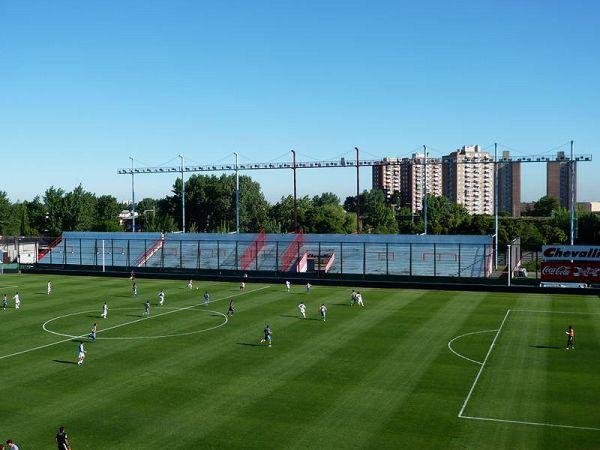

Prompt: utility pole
[423,145,428,235]
[494,142,499,269]
[355,147,360,234]
[179,154,185,233]
[570,140,575,245]
[291,150,298,233]
[234,152,240,233]
[129,156,136,232]
[507,244,512,287]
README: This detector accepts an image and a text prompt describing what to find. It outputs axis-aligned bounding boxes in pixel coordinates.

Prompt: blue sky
[1,0,598,204]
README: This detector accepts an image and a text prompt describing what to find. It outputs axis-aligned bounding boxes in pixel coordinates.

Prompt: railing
[240,229,266,270]
[280,231,304,272]
[136,236,164,267]
[38,235,62,261]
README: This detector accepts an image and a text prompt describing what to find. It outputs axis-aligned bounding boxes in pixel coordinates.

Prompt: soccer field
[0,274,599,449]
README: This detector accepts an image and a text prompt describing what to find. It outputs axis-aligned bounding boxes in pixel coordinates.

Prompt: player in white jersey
[13,292,20,309]
[89,323,97,341]
[47,281,52,295]
[132,282,138,296]
[285,280,291,292]
[187,279,193,289]
[101,302,108,319]
[319,304,327,322]
[356,292,364,307]
[298,302,307,319]
[240,281,246,291]
[77,341,86,365]
[158,290,165,306]
[306,282,311,293]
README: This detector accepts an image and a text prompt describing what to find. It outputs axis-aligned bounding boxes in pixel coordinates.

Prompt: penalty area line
[460,414,600,432]
[0,285,270,362]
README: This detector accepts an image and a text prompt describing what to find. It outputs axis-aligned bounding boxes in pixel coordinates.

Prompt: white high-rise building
[442,145,494,215]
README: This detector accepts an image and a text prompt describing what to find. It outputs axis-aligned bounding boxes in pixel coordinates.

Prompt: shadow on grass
[53,360,77,365]
[280,314,321,321]
[529,345,562,349]
[236,342,264,347]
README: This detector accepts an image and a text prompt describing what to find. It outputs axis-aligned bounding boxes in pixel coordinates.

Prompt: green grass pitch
[0,274,599,449]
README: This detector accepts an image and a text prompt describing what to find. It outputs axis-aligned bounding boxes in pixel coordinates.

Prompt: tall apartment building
[372,155,443,213]
[442,145,494,215]
[372,157,401,197]
[400,153,443,213]
[547,151,576,209]
[497,151,521,217]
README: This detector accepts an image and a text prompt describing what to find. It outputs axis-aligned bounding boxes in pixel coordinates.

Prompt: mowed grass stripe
[118,289,429,447]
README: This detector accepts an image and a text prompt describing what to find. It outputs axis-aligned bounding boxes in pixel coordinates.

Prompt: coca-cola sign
[542,245,600,261]
[540,261,600,283]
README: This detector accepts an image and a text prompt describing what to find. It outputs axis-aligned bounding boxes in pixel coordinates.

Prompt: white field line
[458,309,511,418]
[0,285,19,289]
[0,285,270,361]
[511,309,600,315]
[42,307,229,340]
[460,414,600,432]
[447,330,498,365]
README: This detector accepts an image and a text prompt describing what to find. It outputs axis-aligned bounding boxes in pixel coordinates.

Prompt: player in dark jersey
[566,325,575,350]
[260,324,272,347]
[56,426,70,450]
[227,300,235,317]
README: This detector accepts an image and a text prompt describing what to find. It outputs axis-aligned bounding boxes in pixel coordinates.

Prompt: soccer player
[356,292,364,307]
[566,325,575,350]
[129,270,135,281]
[5,440,20,450]
[285,280,291,292]
[77,341,86,366]
[306,282,311,293]
[240,281,246,291]
[13,292,20,310]
[47,281,52,295]
[56,426,70,450]
[319,304,327,322]
[144,300,151,317]
[203,291,210,306]
[298,302,307,319]
[132,282,138,296]
[350,290,357,306]
[101,302,108,319]
[158,290,165,306]
[187,279,193,289]
[89,323,97,342]
[259,324,272,347]
[2,294,7,311]
[227,300,235,317]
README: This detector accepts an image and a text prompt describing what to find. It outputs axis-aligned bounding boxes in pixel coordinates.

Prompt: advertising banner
[540,261,600,283]
[541,245,600,261]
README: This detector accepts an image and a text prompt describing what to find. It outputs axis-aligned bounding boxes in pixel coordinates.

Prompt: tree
[94,195,121,231]
[424,194,469,234]
[43,187,65,236]
[529,196,561,217]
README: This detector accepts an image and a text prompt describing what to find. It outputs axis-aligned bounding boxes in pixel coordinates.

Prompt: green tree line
[0,177,598,249]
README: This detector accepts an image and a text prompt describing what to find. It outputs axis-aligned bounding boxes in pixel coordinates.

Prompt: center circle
[42,307,228,340]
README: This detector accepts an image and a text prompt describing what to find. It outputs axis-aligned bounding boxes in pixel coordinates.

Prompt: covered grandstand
[37,231,494,278]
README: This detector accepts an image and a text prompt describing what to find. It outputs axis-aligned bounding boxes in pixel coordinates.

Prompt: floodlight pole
[234,152,240,234]
[494,142,499,269]
[423,145,428,235]
[179,154,186,233]
[507,244,511,287]
[129,156,136,232]
[292,150,298,233]
[355,147,360,234]
[569,140,575,245]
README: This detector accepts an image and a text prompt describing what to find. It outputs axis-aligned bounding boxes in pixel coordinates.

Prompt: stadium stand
[38,231,493,277]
